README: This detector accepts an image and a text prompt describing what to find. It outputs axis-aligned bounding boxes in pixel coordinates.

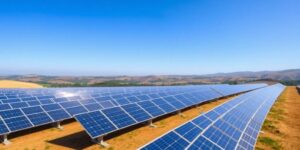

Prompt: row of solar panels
[0,84,266,111]
[0,84,266,137]
[0,84,264,102]
[139,83,285,150]
[73,84,266,139]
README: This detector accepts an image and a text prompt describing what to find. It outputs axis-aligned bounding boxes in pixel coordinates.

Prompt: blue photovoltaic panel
[27,112,53,126]
[141,131,189,150]
[0,109,24,119]
[99,101,115,108]
[187,136,222,150]
[10,102,29,109]
[42,103,62,111]
[136,95,151,101]
[114,98,130,105]
[94,96,111,102]
[163,96,185,110]
[21,97,37,101]
[75,111,117,138]
[174,95,194,106]
[101,107,136,128]
[65,106,88,116]
[47,109,71,121]
[151,98,177,113]
[0,104,11,111]
[0,119,9,134]
[121,104,152,122]
[4,116,33,131]
[22,106,44,115]
[53,97,68,103]
[1,98,21,103]
[60,101,81,109]
[27,100,41,106]
[174,122,202,142]
[39,99,54,105]
[79,98,97,105]
[192,115,212,130]
[126,96,140,103]
[84,103,103,111]
[148,93,160,99]
[137,101,165,117]
[205,110,220,121]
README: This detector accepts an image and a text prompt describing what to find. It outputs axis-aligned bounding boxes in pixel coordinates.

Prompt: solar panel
[0,109,24,119]
[22,106,44,115]
[10,102,28,109]
[0,104,11,111]
[137,101,165,117]
[65,106,88,116]
[60,101,81,109]
[114,98,131,105]
[142,132,189,150]
[162,96,185,110]
[151,98,177,113]
[75,111,117,138]
[174,122,202,142]
[26,112,53,126]
[101,107,136,128]
[0,119,10,135]
[99,101,115,108]
[47,109,71,121]
[121,103,152,122]
[42,103,62,111]
[84,103,103,111]
[173,95,194,106]
[4,116,33,132]
[27,100,41,106]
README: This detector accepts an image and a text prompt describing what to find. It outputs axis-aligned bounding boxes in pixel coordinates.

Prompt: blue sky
[0,0,299,76]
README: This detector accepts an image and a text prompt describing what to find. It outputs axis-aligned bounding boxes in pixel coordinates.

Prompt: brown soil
[256,86,300,150]
[0,80,43,88]
[0,97,233,150]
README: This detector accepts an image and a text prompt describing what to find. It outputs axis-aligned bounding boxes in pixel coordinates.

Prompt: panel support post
[94,136,110,148]
[2,134,10,145]
[54,121,63,130]
[148,120,157,128]
[178,110,185,118]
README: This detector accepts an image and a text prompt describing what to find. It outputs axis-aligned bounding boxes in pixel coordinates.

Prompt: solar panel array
[139,83,285,150]
[0,84,266,137]
[74,84,266,139]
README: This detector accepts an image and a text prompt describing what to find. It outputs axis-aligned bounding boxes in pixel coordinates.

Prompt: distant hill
[0,69,299,87]
[205,69,300,81]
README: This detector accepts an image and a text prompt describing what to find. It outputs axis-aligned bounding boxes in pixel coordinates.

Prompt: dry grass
[0,80,43,88]
[256,86,300,150]
[0,97,233,150]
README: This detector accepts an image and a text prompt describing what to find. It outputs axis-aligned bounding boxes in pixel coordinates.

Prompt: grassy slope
[256,86,300,150]
[0,80,43,88]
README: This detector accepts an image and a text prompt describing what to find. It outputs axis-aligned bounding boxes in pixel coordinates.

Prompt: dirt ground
[0,80,43,88]
[0,97,232,150]
[256,86,300,150]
